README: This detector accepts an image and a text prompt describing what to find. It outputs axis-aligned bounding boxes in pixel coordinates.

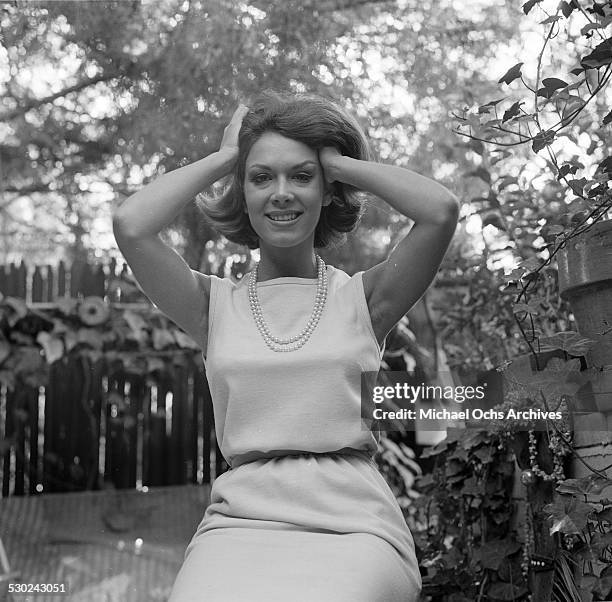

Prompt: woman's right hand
[218,104,249,164]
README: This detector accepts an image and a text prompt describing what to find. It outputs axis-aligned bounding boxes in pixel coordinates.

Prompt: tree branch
[0,71,124,122]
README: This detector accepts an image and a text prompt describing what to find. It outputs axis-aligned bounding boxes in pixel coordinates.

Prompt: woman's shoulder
[327,264,359,286]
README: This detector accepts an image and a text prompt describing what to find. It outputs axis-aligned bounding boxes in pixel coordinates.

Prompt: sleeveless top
[203,265,384,469]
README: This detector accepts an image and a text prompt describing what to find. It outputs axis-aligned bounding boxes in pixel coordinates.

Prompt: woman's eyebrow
[247,161,318,171]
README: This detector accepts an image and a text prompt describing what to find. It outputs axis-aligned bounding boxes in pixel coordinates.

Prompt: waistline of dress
[228,447,377,470]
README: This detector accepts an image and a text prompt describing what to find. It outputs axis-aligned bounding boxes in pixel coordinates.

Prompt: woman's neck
[256,246,319,281]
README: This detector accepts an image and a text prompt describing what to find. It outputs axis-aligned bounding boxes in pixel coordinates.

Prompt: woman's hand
[318,146,344,184]
[218,104,249,164]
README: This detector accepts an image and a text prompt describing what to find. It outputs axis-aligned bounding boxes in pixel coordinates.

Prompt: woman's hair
[197,90,372,249]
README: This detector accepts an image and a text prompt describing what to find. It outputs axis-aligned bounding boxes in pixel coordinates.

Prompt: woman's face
[243,131,330,250]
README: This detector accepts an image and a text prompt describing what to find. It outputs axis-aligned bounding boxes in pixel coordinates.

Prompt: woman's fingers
[319,146,343,184]
[228,104,249,130]
[219,104,249,154]
[234,104,250,120]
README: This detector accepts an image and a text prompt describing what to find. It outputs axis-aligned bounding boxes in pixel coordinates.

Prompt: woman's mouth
[266,211,302,223]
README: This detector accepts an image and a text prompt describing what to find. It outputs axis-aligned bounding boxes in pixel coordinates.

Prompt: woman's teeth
[268,213,300,222]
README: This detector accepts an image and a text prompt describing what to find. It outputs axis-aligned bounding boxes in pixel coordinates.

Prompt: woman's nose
[270,179,293,203]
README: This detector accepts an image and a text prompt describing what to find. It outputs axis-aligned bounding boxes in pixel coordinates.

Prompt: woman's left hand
[318,146,344,184]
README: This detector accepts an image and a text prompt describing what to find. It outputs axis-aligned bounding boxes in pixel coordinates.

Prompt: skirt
[168,450,422,602]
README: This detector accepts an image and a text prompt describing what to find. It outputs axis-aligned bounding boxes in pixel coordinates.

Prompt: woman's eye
[251,174,270,184]
[294,173,313,182]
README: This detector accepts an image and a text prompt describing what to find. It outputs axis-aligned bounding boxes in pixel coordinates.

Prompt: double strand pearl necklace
[248,255,328,352]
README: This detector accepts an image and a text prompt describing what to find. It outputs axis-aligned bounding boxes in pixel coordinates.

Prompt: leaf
[540,14,562,24]
[596,156,612,175]
[482,212,506,231]
[478,98,506,114]
[581,22,605,36]
[122,355,147,375]
[498,63,523,85]
[466,139,485,154]
[502,356,583,402]
[1,296,28,327]
[581,38,612,69]
[77,328,104,350]
[545,497,596,534]
[556,475,612,496]
[532,129,556,152]
[537,331,596,356]
[459,429,488,450]
[123,311,149,345]
[558,162,581,179]
[152,327,176,350]
[146,356,166,374]
[595,506,612,523]
[502,101,523,122]
[173,329,200,349]
[588,531,612,559]
[519,257,541,271]
[63,330,78,352]
[603,109,612,126]
[537,77,569,98]
[559,0,575,17]
[123,309,148,334]
[478,538,522,570]
[522,0,542,15]
[36,331,65,364]
[568,177,588,195]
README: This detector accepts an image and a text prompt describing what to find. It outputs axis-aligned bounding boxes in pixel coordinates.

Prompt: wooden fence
[0,260,227,497]
[0,258,141,303]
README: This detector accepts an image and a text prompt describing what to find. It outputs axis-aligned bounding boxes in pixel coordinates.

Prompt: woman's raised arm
[112,105,248,351]
[319,147,460,347]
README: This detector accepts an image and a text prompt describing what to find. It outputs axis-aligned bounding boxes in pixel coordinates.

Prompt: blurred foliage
[1,0,521,271]
[0,293,203,392]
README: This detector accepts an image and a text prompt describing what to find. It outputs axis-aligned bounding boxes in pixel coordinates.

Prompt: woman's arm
[113,150,236,238]
[320,149,460,346]
[112,105,248,350]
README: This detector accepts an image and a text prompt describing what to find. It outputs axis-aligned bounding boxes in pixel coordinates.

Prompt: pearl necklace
[248,255,328,352]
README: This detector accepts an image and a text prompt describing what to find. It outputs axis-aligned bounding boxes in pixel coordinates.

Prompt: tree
[1,0,523,271]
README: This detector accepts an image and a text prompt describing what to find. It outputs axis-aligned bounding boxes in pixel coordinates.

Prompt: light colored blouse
[203,265,384,469]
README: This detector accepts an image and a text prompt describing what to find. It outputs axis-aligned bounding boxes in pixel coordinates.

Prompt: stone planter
[556,219,612,476]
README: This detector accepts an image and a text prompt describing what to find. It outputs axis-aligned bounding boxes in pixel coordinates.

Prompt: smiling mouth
[266,212,302,222]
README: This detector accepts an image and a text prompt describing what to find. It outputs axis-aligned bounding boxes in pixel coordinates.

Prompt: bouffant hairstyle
[197,90,372,249]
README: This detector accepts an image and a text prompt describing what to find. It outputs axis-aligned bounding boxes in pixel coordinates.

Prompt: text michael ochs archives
[360,372,564,432]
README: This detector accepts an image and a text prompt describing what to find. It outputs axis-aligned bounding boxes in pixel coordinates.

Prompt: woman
[113,90,459,601]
